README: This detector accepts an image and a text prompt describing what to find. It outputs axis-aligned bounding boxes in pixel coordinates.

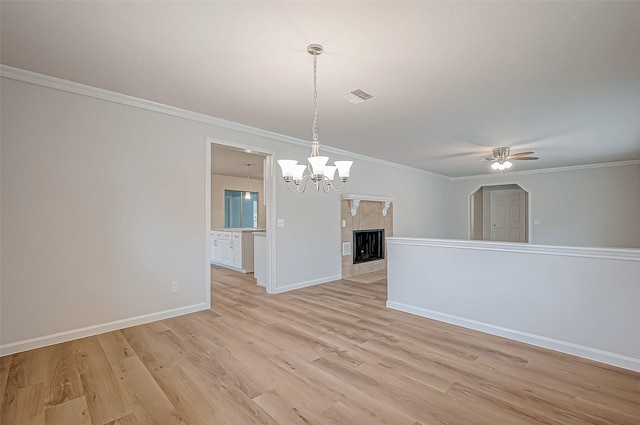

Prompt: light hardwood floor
[2,266,639,424]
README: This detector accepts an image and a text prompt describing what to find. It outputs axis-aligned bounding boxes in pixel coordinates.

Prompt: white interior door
[491,189,526,242]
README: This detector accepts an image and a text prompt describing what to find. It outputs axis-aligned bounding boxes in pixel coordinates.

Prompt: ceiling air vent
[342,89,374,104]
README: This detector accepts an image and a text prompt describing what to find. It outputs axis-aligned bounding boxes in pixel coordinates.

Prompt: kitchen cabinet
[231,232,243,268]
[210,229,261,273]
[210,231,227,263]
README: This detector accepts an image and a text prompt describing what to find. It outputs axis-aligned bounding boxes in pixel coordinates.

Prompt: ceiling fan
[484,147,539,171]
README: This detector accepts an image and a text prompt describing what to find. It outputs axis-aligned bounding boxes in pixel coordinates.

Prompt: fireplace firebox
[353,229,385,264]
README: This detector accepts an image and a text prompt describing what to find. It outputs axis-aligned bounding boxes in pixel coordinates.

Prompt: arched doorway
[470,184,530,242]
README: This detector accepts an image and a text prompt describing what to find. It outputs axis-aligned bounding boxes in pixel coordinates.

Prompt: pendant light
[245,164,252,200]
[278,44,353,193]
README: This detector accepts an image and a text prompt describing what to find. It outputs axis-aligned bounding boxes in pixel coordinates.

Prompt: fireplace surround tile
[340,199,392,279]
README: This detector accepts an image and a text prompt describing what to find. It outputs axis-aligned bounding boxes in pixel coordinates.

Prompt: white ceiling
[211,144,265,179]
[2,1,639,178]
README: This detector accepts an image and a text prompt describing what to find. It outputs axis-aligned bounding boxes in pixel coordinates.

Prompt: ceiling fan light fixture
[488,147,537,172]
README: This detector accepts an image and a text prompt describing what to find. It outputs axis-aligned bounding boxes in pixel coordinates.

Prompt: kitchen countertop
[211,228,266,232]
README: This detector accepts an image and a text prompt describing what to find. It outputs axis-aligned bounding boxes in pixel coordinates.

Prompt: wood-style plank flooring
[2,266,639,424]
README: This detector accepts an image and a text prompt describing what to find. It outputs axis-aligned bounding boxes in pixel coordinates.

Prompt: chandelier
[278,44,353,193]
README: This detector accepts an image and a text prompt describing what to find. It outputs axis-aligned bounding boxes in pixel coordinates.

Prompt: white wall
[1,78,209,350]
[387,238,640,372]
[342,161,452,240]
[270,145,452,292]
[0,70,451,352]
[450,164,640,248]
[211,174,265,229]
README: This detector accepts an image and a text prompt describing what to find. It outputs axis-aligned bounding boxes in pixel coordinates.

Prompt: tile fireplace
[340,196,393,279]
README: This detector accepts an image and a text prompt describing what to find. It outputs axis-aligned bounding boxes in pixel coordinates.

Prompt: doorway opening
[470,184,530,243]
[206,138,276,295]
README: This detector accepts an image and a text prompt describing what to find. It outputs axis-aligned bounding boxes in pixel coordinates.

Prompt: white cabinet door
[224,240,235,264]
[232,232,242,268]
[212,231,228,263]
[212,239,224,262]
[210,238,216,262]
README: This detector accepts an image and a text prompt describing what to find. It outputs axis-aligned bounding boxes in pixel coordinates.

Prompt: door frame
[206,137,277,295]
[467,182,534,243]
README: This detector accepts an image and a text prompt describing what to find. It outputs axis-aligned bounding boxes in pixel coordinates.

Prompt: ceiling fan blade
[510,151,535,157]
[463,157,490,165]
[512,156,539,160]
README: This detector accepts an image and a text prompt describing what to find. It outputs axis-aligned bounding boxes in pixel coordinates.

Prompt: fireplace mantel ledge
[341,194,394,217]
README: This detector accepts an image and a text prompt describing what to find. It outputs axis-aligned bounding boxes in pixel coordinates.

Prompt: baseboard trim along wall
[0,303,209,356]
[270,274,342,294]
[386,300,640,373]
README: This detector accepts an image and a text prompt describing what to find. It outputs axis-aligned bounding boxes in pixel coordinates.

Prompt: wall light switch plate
[534,219,541,225]
[171,281,180,293]
[277,219,285,228]
[341,219,346,228]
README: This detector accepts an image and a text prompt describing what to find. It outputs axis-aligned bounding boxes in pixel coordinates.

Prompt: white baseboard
[0,303,208,356]
[210,260,247,273]
[386,300,640,373]
[270,274,342,294]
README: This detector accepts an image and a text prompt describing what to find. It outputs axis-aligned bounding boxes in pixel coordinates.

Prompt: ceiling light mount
[307,44,323,55]
[278,44,353,193]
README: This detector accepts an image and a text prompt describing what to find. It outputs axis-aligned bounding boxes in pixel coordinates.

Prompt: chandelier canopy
[278,44,353,193]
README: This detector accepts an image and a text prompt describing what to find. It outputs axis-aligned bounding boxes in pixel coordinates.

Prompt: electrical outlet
[277,219,285,227]
[171,281,180,293]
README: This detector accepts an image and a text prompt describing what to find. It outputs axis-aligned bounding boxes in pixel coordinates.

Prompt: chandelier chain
[312,55,318,143]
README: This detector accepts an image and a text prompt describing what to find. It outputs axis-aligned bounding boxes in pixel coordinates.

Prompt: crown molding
[451,159,640,182]
[4,65,633,182]
[1,65,447,180]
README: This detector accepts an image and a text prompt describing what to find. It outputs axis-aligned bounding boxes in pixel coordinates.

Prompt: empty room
[1,2,639,424]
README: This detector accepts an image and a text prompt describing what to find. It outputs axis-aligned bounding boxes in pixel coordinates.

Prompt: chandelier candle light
[278,44,353,193]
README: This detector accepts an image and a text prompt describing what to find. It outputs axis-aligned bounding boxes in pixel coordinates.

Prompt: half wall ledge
[341,194,394,217]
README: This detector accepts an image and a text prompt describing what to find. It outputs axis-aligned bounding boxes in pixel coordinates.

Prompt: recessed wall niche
[341,199,393,278]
